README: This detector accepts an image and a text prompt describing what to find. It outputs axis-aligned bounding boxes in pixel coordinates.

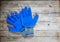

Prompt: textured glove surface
[6,12,24,32]
[20,6,39,28]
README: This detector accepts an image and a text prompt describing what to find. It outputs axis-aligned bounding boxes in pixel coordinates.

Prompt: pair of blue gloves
[6,6,39,37]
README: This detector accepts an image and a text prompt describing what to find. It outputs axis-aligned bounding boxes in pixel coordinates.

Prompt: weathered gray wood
[0,1,60,42]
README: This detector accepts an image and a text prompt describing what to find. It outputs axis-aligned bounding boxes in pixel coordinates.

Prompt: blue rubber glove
[19,6,39,28]
[6,12,25,32]
[19,6,39,37]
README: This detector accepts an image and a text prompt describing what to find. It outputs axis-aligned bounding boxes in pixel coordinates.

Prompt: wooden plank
[0,37,60,42]
[0,30,60,37]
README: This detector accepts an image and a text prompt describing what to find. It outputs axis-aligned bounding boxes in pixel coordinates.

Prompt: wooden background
[0,1,60,42]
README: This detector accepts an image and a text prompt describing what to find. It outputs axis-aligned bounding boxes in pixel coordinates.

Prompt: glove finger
[28,7,32,16]
[24,6,28,16]
[15,12,19,19]
[19,8,25,23]
[7,15,15,23]
[31,14,39,27]
[20,8,25,18]
[6,17,14,25]
[8,27,20,32]
[11,12,17,21]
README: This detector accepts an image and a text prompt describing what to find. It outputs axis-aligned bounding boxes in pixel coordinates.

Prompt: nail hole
[49,5,52,7]
[48,24,50,26]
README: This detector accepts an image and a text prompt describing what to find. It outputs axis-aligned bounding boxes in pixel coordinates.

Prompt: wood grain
[0,1,60,42]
